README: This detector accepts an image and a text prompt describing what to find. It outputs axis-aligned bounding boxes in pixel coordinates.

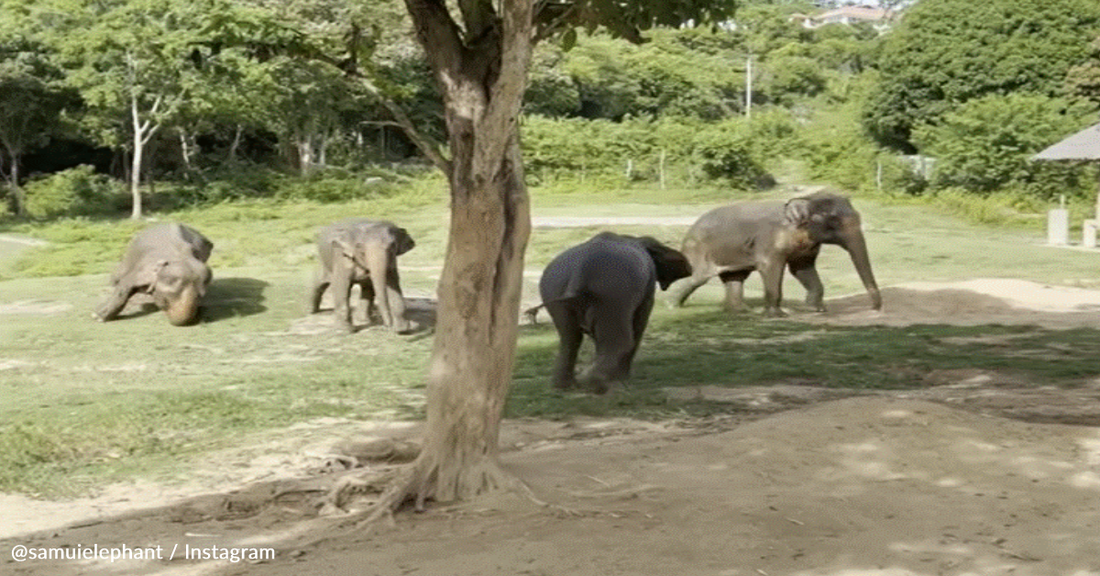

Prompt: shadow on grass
[202,277,269,322]
[508,307,1100,419]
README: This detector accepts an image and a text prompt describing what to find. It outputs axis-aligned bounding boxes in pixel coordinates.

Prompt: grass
[2,179,1100,495]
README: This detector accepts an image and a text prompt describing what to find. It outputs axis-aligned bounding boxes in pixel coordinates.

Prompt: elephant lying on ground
[309,219,415,333]
[669,191,881,316]
[95,223,214,326]
[529,232,692,393]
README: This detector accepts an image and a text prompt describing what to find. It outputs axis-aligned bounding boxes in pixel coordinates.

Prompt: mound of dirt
[817,278,1100,328]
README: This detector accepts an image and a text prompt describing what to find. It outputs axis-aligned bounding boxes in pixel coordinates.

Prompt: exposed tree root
[319,456,587,532]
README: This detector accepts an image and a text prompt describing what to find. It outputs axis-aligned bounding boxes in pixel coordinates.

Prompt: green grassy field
[2,183,1100,495]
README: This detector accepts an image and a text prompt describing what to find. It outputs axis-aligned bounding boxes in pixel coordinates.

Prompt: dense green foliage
[2,0,1099,218]
[865,0,1100,151]
[913,94,1096,197]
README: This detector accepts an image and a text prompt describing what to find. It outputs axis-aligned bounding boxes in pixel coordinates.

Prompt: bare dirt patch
[4,279,1100,576]
[816,278,1100,329]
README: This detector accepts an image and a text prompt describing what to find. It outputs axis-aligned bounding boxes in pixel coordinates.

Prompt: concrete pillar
[1084,219,1098,249]
[1047,209,1069,245]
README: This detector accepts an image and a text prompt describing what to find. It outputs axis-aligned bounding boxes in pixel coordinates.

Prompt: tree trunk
[10,153,24,218]
[295,133,313,177]
[1,140,26,217]
[179,128,194,173]
[409,136,530,504]
[394,0,534,507]
[130,125,144,220]
[228,124,243,163]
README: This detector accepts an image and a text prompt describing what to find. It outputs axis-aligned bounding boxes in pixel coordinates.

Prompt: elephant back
[540,233,656,303]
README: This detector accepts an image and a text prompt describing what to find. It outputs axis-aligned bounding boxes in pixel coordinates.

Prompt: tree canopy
[864,0,1100,152]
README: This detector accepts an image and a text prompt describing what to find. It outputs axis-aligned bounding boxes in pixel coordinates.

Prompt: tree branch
[404,0,467,78]
[476,0,533,172]
[533,1,577,44]
[458,0,497,41]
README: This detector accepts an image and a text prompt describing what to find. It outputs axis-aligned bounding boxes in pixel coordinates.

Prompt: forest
[2,0,1100,221]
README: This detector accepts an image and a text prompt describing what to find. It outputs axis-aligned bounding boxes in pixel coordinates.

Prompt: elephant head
[784,192,882,310]
[334,225,415,266]
[151,259,211,326]
[636,236,693,290]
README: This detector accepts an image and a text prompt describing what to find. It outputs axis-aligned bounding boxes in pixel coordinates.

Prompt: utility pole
[745,52,753,121]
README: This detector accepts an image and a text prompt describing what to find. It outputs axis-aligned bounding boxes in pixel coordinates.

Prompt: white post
[745,53,753,122]
[1048,208,1069,245]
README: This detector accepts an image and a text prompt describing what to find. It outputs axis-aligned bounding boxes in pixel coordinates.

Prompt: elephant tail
[523,304,546,325]
[523,295,583,325]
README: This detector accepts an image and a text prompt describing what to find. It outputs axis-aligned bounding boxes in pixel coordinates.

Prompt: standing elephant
[94,223,214,326]
[669,191,881,316]
[309,218,415,333]
[530,232,692,393]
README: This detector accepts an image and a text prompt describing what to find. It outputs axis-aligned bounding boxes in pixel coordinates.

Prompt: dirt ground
[5,278,1100,576]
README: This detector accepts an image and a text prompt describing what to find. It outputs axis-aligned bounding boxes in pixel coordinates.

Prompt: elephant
[94,223,214,326]
[309,218,415,333]
[669,191,882,316]
[529,232,692,393]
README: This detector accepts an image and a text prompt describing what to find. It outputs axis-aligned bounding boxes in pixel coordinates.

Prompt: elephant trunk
[164,285,200,326]
[841,228,882,310]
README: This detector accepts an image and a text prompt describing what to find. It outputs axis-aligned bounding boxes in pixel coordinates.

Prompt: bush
[22,166,126,219]
[693,121,772,189]
[913,94,1098,199]
[521,114,779,190]
[163,166,414,207]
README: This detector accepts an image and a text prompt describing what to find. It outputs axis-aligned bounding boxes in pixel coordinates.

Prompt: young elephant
[669,191,882,316]
[531,232,692,393]
[94,223,214,326]
[309,219,415,333]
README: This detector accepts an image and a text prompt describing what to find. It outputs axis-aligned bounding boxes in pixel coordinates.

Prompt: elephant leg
[330,263,355,333]
[583,299,637,393]
[385,265,410,333]
[358,280,377,325]
[545,302,583,390]
[789,257,825,312]
[364,247,409,332]
[667,272,709,308]
[759,259,788,317]
[719,270,752,312]
[95,283,139,321]
[622,292,655,379]
[308,270,329,314]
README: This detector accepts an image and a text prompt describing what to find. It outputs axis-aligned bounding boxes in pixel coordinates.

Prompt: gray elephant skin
[309,218,415,333]
[669,191,881,316]
[533,232,692,393]
[95,223,214,326]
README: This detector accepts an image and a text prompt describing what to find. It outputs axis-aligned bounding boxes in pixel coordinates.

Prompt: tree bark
[2,144,25,217]
[395,0,534,506]
[130,120,144,220]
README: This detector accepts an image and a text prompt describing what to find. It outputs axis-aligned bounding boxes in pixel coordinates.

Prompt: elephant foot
[762,307,788,318]
[552,378,577,391]
[722,304,751,315]
[334,321,356,334]
[588,379,625,395]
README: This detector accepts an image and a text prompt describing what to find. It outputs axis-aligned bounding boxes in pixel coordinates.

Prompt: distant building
[794,5,896,31]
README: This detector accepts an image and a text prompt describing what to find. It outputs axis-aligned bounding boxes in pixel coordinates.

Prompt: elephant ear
[638,237,693,290]
[392,227,416,256]
[784,198,813,227]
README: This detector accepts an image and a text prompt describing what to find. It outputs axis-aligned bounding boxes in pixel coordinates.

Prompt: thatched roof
[1033,122,1100,161]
